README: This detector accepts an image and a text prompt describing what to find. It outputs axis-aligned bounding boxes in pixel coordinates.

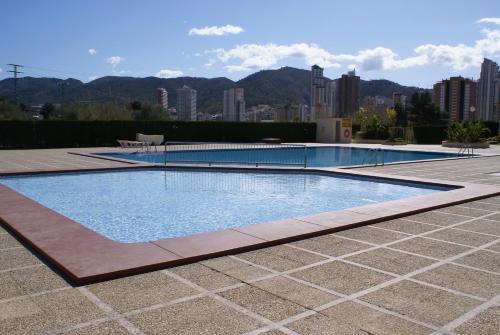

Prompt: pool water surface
[0,169,451,243]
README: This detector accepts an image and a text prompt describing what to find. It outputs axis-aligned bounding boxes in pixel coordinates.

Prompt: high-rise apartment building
[334,69,360,117]
[392,92,407,108]
[223,88,245,121]
[310,65,328,120]
[176,85,197,121]
[433,77,477,121]
[157,88,168,111]
[477,58,500,121]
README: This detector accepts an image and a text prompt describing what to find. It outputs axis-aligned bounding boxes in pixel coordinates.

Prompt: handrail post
[304,145,308,168]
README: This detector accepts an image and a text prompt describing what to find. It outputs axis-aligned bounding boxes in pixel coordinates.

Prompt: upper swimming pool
[0,168,451,243]
[98,146,458,167]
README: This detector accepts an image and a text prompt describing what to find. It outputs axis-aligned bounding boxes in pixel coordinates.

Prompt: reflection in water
[163,170,318,194]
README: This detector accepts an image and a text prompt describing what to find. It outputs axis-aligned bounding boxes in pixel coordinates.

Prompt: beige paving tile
[288,313,367,335]
[169,263,241,290]
[454,250,500,273]
[0,297,52,335]
[438,206,494,218]
[455,219,500,236]
[333,226,409,244]
[290,234,372,257]
[260,330,288,335]
[290,261,394,295]
[414,263,500,299]
[346,248,436,275]
[64,321,130,335]
[486,241,500,252]
[0,271,22,300]
[461,201,500,211]
[390,237,471,259]
[253,275,338,309]
[425,228,498,247]
[404,211,471,226]
[219,285,307,321]
[0,234,21,249]
[485,213,500,222]
[9,266,69,296]
[374,219,439,235]
[359,280,481,326]
[454,306,500,335]
[321,301,432,335]
[0,248,41,271]
[200,256,272,281]
[31,289,106,330]
[127,295,263,334]
[237,245,326,272]
[88,271,198,313]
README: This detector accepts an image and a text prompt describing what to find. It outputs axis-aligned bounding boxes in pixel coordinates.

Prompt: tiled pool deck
[1,146,500,334]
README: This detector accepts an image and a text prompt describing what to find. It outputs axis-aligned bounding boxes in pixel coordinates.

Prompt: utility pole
[7,64,23,112]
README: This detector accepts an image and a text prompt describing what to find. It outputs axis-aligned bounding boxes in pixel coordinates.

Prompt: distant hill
[0,66,425,113]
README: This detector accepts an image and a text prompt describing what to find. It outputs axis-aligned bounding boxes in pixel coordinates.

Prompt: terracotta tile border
[0,165,499,285]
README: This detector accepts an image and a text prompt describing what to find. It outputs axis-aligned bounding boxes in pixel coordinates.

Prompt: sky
[1,0,500,88]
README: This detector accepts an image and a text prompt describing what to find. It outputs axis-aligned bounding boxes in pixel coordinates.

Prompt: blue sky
[1,0,499,87]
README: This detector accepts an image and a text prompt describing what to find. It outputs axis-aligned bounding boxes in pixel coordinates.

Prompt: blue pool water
[0,169,451,243]
[99,146,458,167]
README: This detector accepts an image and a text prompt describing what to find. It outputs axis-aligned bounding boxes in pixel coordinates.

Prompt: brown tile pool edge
[0,166,499,285]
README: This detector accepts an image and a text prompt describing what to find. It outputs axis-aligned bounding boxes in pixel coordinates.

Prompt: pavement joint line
[286,242,491,303]
[430,293,500,335]
[231,255,444,334]
[75,287,144,335]
[0,286,71,305]
[0,263,44,273]
[372,220,500,240]
[231,232,500,333]
[52,282,249,334]
[162,269,301,335]
[0,246,25,251]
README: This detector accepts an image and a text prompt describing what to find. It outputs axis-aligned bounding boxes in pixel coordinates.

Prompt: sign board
[341,118,352,127]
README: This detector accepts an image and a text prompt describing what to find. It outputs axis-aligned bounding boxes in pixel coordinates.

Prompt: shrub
[446,121,489,143]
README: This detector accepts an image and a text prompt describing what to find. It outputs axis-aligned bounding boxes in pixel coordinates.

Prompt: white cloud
[88,75,98,81]
[211,26,500,73]
[113,70,132,76]
[155,69,184,78]
[106,56,125,67]
[88,48,97,55]
[477,18,500,25]
[204,59,217,68]
[189,24,244,36]
[0,68,2,73]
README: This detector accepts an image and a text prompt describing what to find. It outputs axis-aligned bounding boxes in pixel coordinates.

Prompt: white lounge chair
[117,140,147,151]
[136,133,164,151]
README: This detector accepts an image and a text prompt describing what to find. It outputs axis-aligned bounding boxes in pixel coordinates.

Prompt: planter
[441,141,490,148]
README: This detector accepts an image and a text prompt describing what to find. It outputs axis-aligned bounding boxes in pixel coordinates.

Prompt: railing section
[163,142,308,168]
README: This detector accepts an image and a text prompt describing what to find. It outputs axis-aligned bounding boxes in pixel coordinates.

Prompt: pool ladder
[457,143,474,158]
[362,148,385,166]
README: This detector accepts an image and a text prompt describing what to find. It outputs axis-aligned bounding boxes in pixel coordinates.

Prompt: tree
[407,92,440,125]
[129,101,142,111]
[385,108,397,127]
[41,103,55,120]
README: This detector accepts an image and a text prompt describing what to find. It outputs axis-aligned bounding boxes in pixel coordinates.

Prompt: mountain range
[0,67,425,113]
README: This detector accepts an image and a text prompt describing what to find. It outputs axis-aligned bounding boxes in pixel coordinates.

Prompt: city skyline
[1,0,500,88]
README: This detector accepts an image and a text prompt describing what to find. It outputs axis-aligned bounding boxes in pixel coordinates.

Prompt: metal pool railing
[163,142,308,167]
[361,148,385,166]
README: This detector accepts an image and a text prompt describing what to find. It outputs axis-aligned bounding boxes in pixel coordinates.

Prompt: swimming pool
[98,146,458,167]
[0,168,451,243]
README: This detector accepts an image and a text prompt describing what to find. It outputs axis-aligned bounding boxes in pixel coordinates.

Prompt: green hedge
[483,121,499,136]
[0,121,316,149]
[412,125,447,144]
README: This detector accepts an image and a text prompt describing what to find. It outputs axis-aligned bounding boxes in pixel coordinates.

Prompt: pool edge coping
[1,165,499,285]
